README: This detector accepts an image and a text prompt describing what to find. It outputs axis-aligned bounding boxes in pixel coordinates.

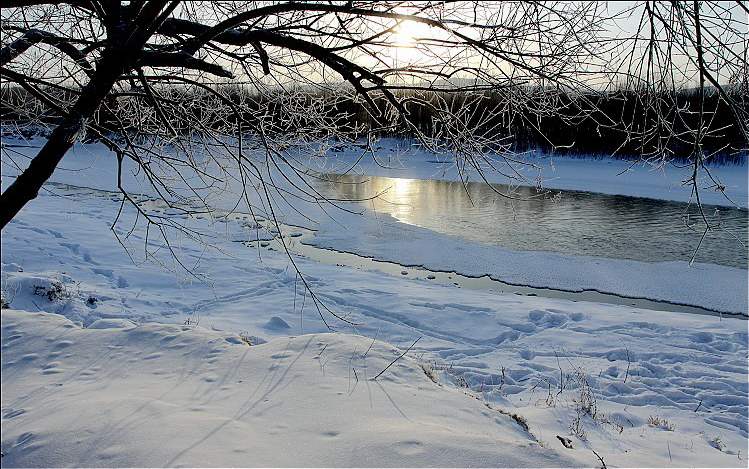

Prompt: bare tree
[1,1,746,322]
[614,1,747,262]
[0,1,617,225]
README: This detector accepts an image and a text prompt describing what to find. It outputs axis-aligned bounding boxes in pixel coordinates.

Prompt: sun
[389,20,433,66]
[392,20,432,47]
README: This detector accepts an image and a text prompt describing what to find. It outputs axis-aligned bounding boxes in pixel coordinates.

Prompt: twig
[372,336,421,380]
[362,328,380,359]
[316,344,328,359]
[592,449,607,469]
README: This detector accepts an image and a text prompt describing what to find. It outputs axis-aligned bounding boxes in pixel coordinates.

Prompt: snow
[309,209,748,315]
[2,309,583,467]
[2,182,748,466]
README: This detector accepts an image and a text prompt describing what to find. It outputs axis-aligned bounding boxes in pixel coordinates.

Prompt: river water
[311,174,748,269]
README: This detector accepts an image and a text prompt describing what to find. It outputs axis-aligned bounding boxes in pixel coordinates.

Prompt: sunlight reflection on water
[311,174,748,269]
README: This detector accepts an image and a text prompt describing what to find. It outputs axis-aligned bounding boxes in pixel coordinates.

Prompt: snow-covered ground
[2,310,581,467]
[309,208,747,315]
[2,179,747,466]
[2,307,745,467]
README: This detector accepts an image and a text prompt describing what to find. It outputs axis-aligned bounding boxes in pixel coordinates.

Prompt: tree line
[3,83,745,165]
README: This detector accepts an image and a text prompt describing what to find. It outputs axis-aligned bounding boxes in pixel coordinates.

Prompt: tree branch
[1,29,93,75]
[139,51,233,78]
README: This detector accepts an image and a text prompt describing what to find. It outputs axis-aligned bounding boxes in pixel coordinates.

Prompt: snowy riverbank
[3,138,747,313]
[296,138,749,208]
[307,138,748,208]
[2,183,747,466]
[2,309,583,467]
[308,209,747,315]
[3,137,747,208]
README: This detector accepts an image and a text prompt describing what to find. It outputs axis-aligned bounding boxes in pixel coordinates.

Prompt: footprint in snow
[2,409,25,420]
[264,316,291,331]
[691,332,714,343]
[92,268,114,278]
[53,340,74,349]
[14,432,35,447]
[393,440,425,456]
[519,350,535,360]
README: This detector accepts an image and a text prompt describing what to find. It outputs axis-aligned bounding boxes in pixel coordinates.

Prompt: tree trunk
[0,52,123,230]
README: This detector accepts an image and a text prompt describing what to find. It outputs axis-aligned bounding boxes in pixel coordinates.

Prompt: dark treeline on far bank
[2,83,746,165]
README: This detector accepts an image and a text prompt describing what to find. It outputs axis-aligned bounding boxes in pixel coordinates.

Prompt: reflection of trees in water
[313,174,748,268]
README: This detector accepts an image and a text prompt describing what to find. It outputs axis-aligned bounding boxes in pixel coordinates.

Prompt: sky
[1,1,746,92]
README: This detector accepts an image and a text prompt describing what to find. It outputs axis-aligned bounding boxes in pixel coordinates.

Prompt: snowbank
[1,309,578,467]
[309,210,748,314]
[2,309,746,467]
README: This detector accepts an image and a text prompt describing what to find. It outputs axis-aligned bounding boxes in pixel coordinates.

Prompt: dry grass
[420,362,439,384]
[239,331,253,346]
[33,280,71,302]
[708,435,726,452]
[647,415,675,431]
